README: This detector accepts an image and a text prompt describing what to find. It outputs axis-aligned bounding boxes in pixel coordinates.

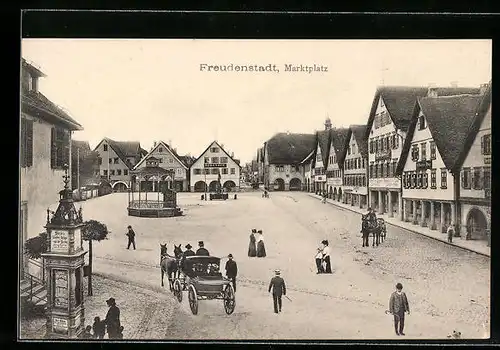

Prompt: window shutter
[26,119,33,167]
[480,135,485,155]
[423,173,428,188]
[478,169,483,190]
[461,170,466,189]
[50,127,57,168]
[63,130,70,167]
[20,118,26,168]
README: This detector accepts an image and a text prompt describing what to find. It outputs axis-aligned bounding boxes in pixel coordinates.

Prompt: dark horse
[361,216,386,247]
[160,244,183,291]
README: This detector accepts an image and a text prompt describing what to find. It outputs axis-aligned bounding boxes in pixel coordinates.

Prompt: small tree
[82,220,109,296]
[24,232,48,260]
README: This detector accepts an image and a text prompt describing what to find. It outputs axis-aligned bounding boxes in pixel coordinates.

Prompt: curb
[306,193,490,258]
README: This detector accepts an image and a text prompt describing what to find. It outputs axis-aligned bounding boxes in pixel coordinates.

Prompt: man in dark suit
[181,244,195,273]
[389,283,410,336]
[225,254,238,292]
[104,298,121,339]
[196,241,210,256]
[126,225,136,250]
[268,269,287,313]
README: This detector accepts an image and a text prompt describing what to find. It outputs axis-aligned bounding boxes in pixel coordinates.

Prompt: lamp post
[204,168,207,201]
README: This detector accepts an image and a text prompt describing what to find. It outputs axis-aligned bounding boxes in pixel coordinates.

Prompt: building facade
[190,141,241,192]
[457,83,491,242]
[133,141,190,192]
[342,125,369,209]
[93,138,146,191]
[326,127,349,201]
[312,128,330,195]
[20,58,84,275]
[299,150,315,192]
[263,133,316,191]
[397,93,483,234]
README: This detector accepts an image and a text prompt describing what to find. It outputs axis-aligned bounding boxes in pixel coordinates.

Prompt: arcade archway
[274,178,285,191]
[209,180,219,192]
[223,180,236,192]
[289,178,301,191]
[194,181,207,192]
[466,207,488,240]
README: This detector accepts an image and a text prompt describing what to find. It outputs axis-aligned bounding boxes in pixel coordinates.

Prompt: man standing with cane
[268,269,287,314]
[388,282,410,336]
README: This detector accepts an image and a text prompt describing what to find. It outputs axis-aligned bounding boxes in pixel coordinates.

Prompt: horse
[160,244,183,291]
[361,215,384,247]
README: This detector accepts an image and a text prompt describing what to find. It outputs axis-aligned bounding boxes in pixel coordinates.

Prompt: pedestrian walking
[388,283,410,336]
[321,194,327,204]
[104,297,121,339]
[196,241,210,256]
[256,230,266,257]
[315,246,324,274]
[268,269,286,313]
[447,224,454,243]
[81,325,93,339]
[321,240,332,273]
[126,225,136,250]
[248,229,257,257]
[225,253,238,292]
[92,316,105,339]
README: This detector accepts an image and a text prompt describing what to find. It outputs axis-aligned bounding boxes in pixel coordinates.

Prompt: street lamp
[204,167,207,201]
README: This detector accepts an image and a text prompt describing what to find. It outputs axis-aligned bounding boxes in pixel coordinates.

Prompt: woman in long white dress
[256,230,266,257]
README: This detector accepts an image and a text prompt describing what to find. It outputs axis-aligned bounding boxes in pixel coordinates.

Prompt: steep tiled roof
[330,127,350,165]
[396,94,482,174]
[365,86,481,138]
[22,91,83,131]
[455,82,492,168]
[98,138,143,170]
[317,130,331,167]
[350,125,369,158]
[179,155,196,167]
[266,133,317,164]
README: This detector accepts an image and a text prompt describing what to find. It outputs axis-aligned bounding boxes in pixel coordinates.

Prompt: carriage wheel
[223,284,236,315]
[188,285,198,315]
[173,280,183,303]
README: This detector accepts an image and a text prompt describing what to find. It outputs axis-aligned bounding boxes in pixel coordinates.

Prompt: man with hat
[125,225,136,250]
[388,282,410,336]
[196,241,210,256]
[181,244,195,273]
[268,269,287,313]
[225,254,238,292]
[104,297,121,339]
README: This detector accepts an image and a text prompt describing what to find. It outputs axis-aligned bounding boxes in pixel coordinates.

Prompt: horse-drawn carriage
[172,256,236,315]
[360,215,387,247]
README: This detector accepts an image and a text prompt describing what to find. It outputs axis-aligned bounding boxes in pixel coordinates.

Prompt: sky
[21,39,491,164]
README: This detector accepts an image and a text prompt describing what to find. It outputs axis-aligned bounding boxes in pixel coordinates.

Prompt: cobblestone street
[77,191,490,340]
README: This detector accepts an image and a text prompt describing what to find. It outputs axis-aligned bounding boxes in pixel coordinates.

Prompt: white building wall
[95,140,132,183]
[343,133,368,196]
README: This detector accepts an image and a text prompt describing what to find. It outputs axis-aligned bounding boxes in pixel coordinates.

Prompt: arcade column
[41,166,87,339]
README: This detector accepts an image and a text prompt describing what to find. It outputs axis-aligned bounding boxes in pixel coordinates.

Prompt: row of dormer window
[410,141,437,161]
[369,133,400,154]
[204,156,229,164]
[343,174,366,187]
[461,166,491,190]
[344,157,366,170]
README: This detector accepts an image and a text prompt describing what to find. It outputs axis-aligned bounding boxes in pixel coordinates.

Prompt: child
[81,325,93,339]
[117,326,124,339]
[92,316,106,339]
[447,224,454,243]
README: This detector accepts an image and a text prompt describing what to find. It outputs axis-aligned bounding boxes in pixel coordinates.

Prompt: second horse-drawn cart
[172,256,236,315]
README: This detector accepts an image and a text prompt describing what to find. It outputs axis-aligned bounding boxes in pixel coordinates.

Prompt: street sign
[416,160,432,171]
[204,163,227,168]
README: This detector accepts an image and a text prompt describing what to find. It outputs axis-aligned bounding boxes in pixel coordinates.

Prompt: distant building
[132,141,191,192]
[299,149,315,192]
[71,140,100,190]
[263,132,316,191]
[190,141,242,192]
[20,58,84,276]
[312,121,331,194]
[341,125,369,209]
[93,138,147,191]
[325,127,349,201]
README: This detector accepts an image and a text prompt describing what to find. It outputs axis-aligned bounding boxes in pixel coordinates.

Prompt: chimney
[479,83,489,95]
[427,83,438,97]
[450,81,458,88]
[231,152,234,158]
[324,117,332,130]
[173,148,177,154]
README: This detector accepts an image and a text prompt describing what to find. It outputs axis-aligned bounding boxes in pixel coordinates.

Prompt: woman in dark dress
[248,229,257,257]
[256,230,266,257]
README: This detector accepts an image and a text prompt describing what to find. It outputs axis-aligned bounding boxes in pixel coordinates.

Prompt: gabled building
[20,58,84,276]
[299,149,315,192]
[396,93,483,234]
[257,147,265,184]
[263,132,316,191]
[132,141,192,192]
[455,82,491,242]
[312,119,332,195]
[326,127,349,201]
[366,85,483,220]
[71,140,99,190]
[341,125,369,209]
[190,141,242,192]
[93,138,147,191]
